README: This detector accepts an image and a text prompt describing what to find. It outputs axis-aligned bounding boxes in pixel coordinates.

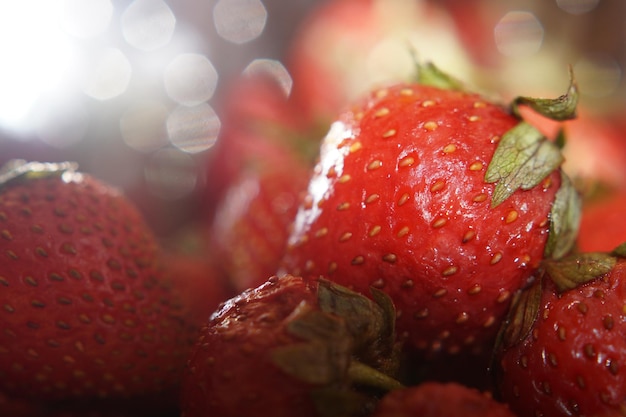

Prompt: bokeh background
[0,0,624,237]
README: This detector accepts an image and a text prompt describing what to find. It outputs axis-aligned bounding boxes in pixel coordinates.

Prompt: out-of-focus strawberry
[285,0,479,128]
[372,382,515,417]
[0,160,192,406]
[180,275,403,417]
[577,190,626,253]
[208,149,311,293]
[280,64,581,361]
[200,71,316,223]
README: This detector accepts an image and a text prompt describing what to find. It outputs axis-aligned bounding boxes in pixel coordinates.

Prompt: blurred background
[0,0,624,237]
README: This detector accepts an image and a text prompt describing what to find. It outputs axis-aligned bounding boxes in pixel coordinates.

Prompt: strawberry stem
[347,360,404,392]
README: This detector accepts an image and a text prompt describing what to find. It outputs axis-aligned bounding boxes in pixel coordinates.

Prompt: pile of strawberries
[3,0,626,416]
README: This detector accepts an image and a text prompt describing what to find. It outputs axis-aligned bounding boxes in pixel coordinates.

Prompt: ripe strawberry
[495,249,626,417]
[208,150,311,293]
[578,191,626,253]
[372,382,515,417]
[201,70,315,223]
[0,161,192,404]
[280,66,581,359]
[285,0,479,127]
[160,251,233,327]
[180,275,403,417]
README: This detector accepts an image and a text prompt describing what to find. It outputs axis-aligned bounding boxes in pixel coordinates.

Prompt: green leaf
[317,279,387,352]
[485,122,564,207]
[611,242,626,258]
[271,340,349,385]
[512,66,579,121]
[0,160,79,188]
[497,276,543,351]
[545,172,582,260]
[409,52,465,91]
[543,252,617,292]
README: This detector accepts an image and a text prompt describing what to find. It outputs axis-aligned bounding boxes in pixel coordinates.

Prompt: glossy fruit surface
[280,81,571,357]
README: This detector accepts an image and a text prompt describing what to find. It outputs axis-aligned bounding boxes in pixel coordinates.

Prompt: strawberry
[285,0,479,128]
[208,149,311,293]
[372,382,515,417]
[0,160,192,405]
[578,191,626,253]
[200,70,316,223]
[180,274,403,417]
[280,65,581,359]
[494,247,626,417]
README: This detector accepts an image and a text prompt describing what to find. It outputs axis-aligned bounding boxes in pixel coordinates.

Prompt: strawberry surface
[0,162,192,404]
[280,81,571,358]
[209,150,311,293]
[180,275,402,417]
[496,254,626,417]
[372,382,515,417]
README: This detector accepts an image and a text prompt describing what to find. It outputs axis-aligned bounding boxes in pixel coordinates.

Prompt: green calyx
[485,67,578,208]
[495,245,626,354]
[544,172,581,260]
[484,122,565,207]
[270,279,403,417]
[415,60,465,91]
[0,159,79,188]
[511,66,579,121]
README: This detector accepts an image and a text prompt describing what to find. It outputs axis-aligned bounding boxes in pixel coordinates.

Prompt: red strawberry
[372,382,515,417]
[180,275,403,417]
[0,161,192,405]
[280,67,580,359]
[160,251,233,327]
[285,0,479,128]
[578,191,626,253]
[495,249,626,417]
[201,71,315,223]
[208,149,311,293]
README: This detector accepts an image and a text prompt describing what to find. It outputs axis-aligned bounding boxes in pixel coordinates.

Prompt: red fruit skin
[497,261,626,417]
[201,71,310,223]
[209,154,310,293]
[578,192,626,253]
[180,275,322,417]
[0,173,191,403]
[160,252,234,327]
[280,83,560,357]
[372,382,515,417]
